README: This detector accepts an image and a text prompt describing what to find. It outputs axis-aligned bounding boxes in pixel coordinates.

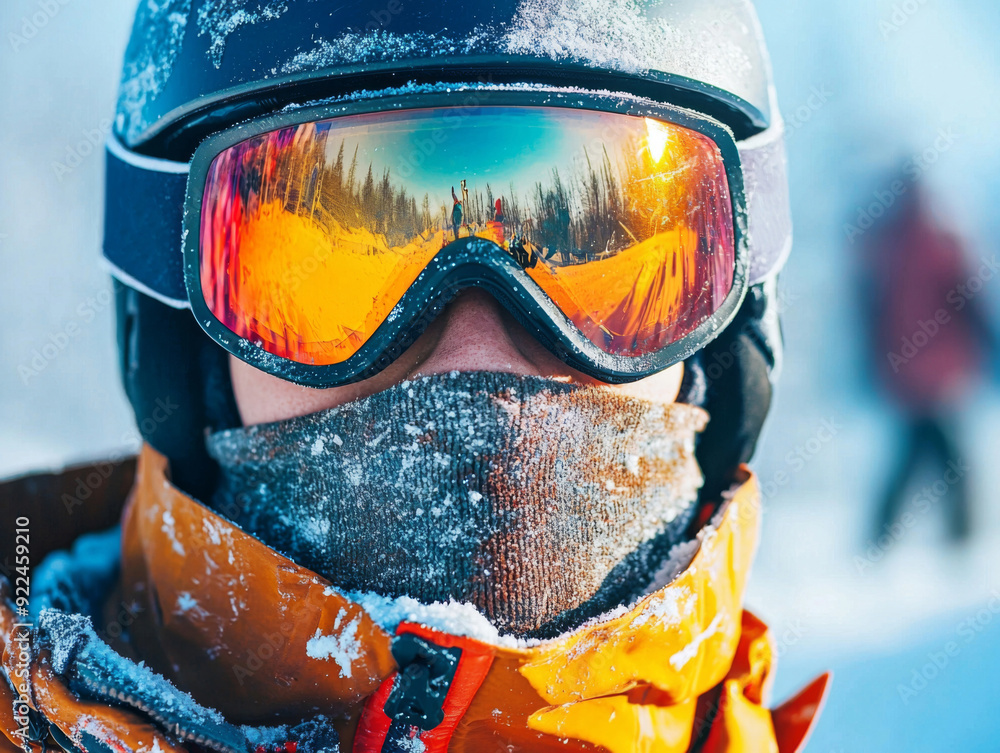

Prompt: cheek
[229,356,350,426]
[230,355,686,427]
[606,362,685,404]
[230,314,447,426]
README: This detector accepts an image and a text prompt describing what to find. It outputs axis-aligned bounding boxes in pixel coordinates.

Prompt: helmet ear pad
[695,281,782,504]
[114,281,240,501]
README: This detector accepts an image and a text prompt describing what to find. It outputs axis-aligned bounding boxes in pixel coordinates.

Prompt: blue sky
[315,106,639,210]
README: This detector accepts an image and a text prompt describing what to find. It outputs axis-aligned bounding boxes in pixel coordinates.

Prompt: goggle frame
[181,89,749,387]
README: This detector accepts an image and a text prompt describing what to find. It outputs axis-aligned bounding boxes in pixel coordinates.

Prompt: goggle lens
[199,107,735,367]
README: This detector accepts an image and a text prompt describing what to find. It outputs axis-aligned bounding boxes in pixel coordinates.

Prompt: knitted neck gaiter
[206,372,708,638]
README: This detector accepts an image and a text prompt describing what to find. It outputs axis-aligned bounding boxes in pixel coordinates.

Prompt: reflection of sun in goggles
[199,107,735,367]
[644,117,674,163]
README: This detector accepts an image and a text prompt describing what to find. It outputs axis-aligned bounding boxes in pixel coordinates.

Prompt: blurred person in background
[859,179,997,544]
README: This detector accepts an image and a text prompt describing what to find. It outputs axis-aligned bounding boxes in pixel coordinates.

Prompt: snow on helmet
[118,0,772,146]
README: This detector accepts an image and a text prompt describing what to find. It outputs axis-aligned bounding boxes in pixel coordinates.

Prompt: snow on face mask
[206,371,708,638]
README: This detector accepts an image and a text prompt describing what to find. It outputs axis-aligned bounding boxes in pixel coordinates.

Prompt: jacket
[0,445,828,753]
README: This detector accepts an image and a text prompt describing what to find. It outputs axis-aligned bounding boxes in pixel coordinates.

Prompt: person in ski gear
[509,231,536,270]
[858,182,997,542]
[0,2,828,752]
[451,186,464,240]
[483,197,506,246]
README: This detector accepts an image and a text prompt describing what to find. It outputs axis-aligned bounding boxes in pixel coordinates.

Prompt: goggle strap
[739,121,792,285]
[103,123,792,305]
[100,257,190,310]
[104,135,189,307]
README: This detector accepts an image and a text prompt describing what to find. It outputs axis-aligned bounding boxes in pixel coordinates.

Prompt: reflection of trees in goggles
[225,110,718,256]
[200,107,734,365]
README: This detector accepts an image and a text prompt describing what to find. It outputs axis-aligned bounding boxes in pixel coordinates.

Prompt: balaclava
[207,371,707,638]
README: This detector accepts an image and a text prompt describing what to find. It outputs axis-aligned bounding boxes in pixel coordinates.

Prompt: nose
[230,284,684,427]
[414,288,560,378]
[413,288,685,402]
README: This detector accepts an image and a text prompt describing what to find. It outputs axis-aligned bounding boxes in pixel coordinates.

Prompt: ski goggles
[105,90,789,386]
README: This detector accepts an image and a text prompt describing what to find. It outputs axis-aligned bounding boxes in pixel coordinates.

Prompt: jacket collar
[98,443,822,752]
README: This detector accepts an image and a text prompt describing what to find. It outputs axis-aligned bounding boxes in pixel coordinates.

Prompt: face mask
[207,371,708,638]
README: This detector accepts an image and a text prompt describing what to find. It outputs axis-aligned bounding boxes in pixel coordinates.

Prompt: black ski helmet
[107,0,790,500]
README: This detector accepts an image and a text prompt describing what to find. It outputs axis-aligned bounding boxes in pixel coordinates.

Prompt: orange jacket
[0,445,827,753]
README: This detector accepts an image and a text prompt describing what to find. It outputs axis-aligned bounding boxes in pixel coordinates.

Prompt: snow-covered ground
[748,0,1000,748]
[2,0,999,749]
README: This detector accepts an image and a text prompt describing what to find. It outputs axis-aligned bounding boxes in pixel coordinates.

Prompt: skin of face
[231,288,684,426]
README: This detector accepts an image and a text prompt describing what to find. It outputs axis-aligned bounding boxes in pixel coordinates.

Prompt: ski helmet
[106,0,791,500]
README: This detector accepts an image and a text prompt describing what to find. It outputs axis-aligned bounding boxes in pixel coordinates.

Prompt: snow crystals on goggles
[104,94,765,387]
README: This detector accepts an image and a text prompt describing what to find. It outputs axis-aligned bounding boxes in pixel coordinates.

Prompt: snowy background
[2,0,999,749]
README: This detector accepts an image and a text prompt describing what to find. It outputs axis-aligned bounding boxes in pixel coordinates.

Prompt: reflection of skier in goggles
[509,227,538,270]
[451,185,464,240]
[0,1,829,751]
[483,196,506,246]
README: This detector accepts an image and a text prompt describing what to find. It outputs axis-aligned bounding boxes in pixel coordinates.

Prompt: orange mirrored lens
[200,107,734,365]
[524,117,734,355]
